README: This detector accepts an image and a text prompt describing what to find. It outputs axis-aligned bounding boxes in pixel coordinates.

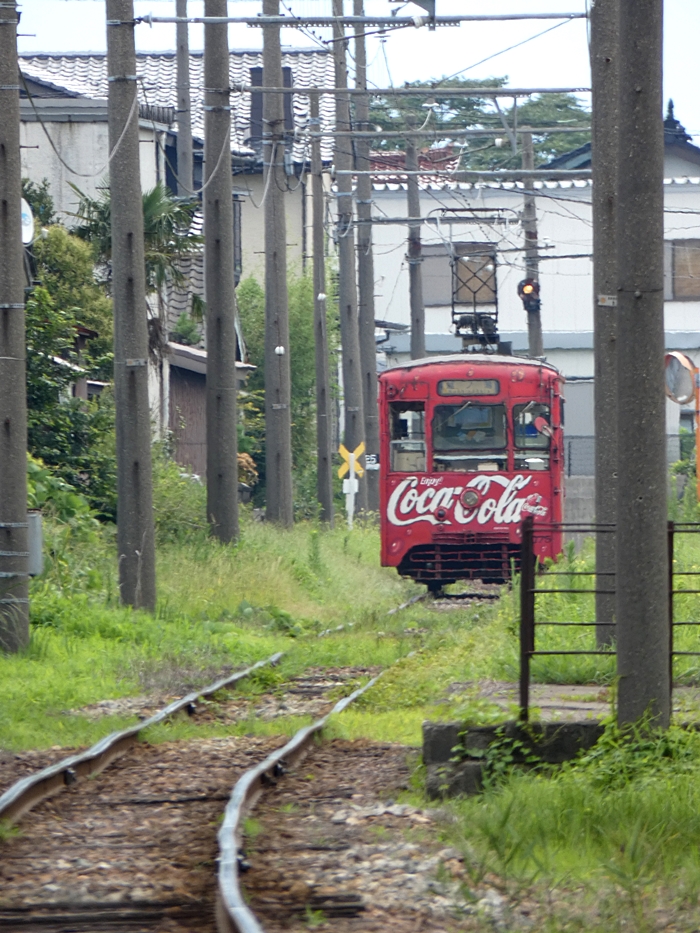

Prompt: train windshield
[513,402,551,471]
[432,403,507,472]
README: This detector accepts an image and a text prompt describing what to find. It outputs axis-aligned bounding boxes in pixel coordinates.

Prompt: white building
[368,107,700,476]
[19,50,334,474]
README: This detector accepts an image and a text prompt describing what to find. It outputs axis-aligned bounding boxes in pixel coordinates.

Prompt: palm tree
[69,181,203,293]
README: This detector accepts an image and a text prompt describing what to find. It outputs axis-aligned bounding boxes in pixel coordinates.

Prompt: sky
[16,0,700,140]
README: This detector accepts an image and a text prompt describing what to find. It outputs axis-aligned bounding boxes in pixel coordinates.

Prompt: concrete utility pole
[353,0,379,512]
[263,0,294,526]
[406,140,426,360]
[590,0,619,648]
[333,0,366,511]
[615,0,669,727]
[203,0,239,543]
[175,0,193,195]
[0,0,29,651]
[310,93,334,525]
[522,131,544,358]
[107,0,156,610]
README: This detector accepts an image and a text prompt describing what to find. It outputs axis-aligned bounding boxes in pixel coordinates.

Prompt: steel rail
[216,672,385,933]
[0,652,283,826]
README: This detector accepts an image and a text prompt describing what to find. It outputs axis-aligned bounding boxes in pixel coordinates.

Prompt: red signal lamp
[517,278,541,313]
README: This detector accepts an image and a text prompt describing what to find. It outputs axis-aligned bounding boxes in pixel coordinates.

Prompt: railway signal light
[518,278,541,313]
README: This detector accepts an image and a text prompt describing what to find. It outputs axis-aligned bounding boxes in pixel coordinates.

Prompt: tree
[69,181,203,293]
[462,93,591,170]
[20,177,118,516]
[22,177,56,225]
[368,77,508,151]
[31,224,113,376]
[365,78,590,169]
[237,273,334,513]
[25,286,117,519]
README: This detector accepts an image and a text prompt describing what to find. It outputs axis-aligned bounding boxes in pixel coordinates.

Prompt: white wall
[235,172,306,283]
[369,176,700,366]
[20,109,163,222]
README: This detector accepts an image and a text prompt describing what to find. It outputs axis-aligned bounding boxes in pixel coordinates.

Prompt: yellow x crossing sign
[338,442,365,478]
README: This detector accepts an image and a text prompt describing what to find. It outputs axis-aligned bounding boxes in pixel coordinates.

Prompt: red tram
[378,354,564,589]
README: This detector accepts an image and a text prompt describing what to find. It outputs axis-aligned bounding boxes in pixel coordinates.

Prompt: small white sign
[20,199,34,246]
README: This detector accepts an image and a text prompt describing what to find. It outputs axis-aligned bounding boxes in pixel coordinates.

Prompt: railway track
[0,657,383,932]
[1,595,493,933]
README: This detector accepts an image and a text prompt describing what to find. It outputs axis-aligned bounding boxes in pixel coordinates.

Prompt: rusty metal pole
[519,516,535,722]
[0,0,29,650]
[668,520,674,714]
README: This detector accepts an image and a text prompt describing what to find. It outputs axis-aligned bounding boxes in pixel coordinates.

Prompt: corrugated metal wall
[169,366,206,476]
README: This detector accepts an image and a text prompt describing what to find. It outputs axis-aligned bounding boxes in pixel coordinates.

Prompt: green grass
[1,508,461,751]
[441,721,700,929]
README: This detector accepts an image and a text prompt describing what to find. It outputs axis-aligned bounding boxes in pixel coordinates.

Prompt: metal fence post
[668,520,675,713]
[519,516,535,722]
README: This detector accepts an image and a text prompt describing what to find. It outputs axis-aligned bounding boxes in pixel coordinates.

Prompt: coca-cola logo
[387,474,536,527]
[522,493,549,518]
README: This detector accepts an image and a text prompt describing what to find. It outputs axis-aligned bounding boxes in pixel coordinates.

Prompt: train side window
[389,402,426,472]
[513,402,552,471]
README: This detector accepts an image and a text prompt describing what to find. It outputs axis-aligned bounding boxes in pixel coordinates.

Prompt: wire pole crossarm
[302,126,592,139]
[226,85,591,97]
[136,13,588,27]
[336,169,592,178]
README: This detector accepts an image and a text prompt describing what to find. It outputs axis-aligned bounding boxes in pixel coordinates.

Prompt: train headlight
[460,489,480,509]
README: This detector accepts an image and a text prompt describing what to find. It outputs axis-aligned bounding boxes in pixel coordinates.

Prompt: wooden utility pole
[332,0,366,511]
[0,0,29,650]
[175,0,193,195]
[107,0,156,610]
[203,0,239,542]
[353,0,379,512]
[310,93,334,526]
[591,0,619,648]
[615,0,668,727]
[522,131,544,358]
[406,140,426,360]
[263,0,294,526]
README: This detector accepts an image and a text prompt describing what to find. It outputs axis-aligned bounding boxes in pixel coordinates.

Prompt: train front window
[390,402,426,472]
[432,403,507,472]
[514,402,552,471]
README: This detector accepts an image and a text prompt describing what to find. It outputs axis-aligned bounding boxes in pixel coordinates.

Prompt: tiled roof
[19,50,335,162]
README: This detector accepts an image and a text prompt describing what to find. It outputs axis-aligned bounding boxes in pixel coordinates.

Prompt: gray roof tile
[20,50,335,161]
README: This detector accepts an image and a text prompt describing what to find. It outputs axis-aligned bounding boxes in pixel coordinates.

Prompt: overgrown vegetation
[237,273,339,514]
[368,76,591,167]
[442,719,700,930]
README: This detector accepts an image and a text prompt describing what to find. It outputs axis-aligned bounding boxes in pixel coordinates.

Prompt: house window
[421,242,496,307]
[249,66,294,146]
[666,240,700,300]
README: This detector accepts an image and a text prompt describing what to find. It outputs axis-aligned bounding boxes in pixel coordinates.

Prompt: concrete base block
[426,761,484,799]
